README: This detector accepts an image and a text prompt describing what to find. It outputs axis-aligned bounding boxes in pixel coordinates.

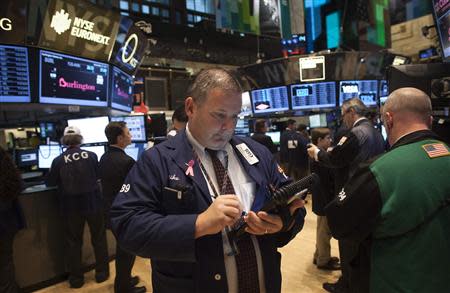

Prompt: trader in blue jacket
[111,68,306,293]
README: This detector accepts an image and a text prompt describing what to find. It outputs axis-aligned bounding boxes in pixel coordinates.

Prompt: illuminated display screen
[111,66,133,112]
[379,80,389,104]
[290,81,336,110]
[240,91,252,117]
[339,80,378,106]
[110,115,147,142]
[432,0,450,61]
[39,50,109,107]
[38,145,63,169]
[67,116,109,144]
[251,86,289,114]
[0,45,30,103]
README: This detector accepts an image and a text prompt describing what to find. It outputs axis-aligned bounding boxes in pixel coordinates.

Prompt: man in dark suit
[251,119,277,153]
[308,98,385,293]
[99,121,146,293]
[110,68,306,293]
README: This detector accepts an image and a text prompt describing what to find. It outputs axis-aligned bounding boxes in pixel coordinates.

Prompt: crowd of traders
[0,68,449,293]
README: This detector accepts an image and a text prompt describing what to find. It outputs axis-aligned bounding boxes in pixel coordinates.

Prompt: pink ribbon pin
[185,160,195,176]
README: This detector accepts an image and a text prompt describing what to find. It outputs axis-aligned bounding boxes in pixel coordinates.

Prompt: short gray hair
[187,68,242,104]
[383,87,432,122]
[61,134,83,146]
[342,98,368,116]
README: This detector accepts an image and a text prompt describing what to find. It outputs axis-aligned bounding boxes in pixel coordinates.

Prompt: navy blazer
[110,129,306,293]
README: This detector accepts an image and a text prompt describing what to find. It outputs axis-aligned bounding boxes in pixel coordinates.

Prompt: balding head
[382,87,433,145]
[383,87,432,123]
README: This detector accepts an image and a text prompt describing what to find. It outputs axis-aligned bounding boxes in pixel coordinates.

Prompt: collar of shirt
[353,117,367,127]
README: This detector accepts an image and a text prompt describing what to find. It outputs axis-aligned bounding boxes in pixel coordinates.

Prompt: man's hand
[195,195,242,238]
[307,143,320,161]
[244,198,305,235]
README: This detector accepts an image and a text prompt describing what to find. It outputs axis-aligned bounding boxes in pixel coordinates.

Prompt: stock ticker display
[339,80,378,107]
[39,50,109,107]
[0,45,30,103]
[111,66,133,112]
[290,81,336,110]
[251,86,289,114]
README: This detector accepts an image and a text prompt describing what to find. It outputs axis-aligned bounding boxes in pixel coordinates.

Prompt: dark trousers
[114,244,136,293]
[63,212,109,283]
[0,232,19,293]
[338,239,359,293]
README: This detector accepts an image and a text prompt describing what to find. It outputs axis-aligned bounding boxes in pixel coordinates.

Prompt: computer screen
[240,91,252,117]
[110,115,147,142]
[123,142,147,161]
[38,145,62,169]
[67,116,109,144]
[81,146,105,161]
[392,56,408,66]
[266,131,281,144]
[339,80,378,106]
[39,122,57,139]
[0,45,31,103]
[309,114,327,128]
[290,81,336,110]
[234,119,250,137]
[39,50,109,107]
[16,149,37,167]
[379,80,389,105]
[111,66,134,112]
[251,86,289,115]
[432,0,450,61]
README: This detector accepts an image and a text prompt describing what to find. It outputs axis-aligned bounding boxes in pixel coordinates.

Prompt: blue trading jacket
[111,129,306,293]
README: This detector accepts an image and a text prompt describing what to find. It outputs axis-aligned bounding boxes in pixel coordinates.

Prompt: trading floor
[35,201,340,293]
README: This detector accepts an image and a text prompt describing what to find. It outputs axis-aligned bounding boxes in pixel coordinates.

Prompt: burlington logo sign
[50,9,111,45]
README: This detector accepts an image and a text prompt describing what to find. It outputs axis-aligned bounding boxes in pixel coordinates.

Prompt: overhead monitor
[290,81,336,110]
[379,80,389,105]
[392,55,409,66]
[16,149,38,167]
[432,0,450,61]
[266,131,281,145]
[309,113,327,128]
[39,122,57,139]
[111,66,134,112]
[299,56,325,82]
[339,80,378,107]
[39,50,109,107]
[240,91,252,117]
[81,145,105,161]
[67,116,109,144]
[110,115,147,142]
[251,86,289,115]
[234,119,250,137]
[38,145,62,169]
[0,45,31,103]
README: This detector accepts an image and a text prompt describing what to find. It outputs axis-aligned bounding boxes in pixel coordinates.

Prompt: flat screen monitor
[16,149,38,167]
[111,66,134,112]
[266,131,281,144]
[0,45,31,103]
[39,122,56,139]
[123,142,147,161]
[110,115,147,142]
[39,50,109,107]
[67,116,109,144]
[38,145,62,169]
[251,86,289,115]
[240,91,252,117]
[290,81,336,110]
[379,80,389,104]
[234,119,250,137]
[81,146,105,161]
[432,0,450,61]
[339,80,378,107]
[309,113,327,128]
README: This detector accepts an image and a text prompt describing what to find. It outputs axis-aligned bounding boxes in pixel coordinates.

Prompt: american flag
[422,143,449,158]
